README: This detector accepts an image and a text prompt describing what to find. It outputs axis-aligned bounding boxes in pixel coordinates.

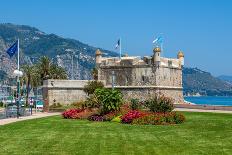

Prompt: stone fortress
[96,47,184,103]
[43,46,184,110]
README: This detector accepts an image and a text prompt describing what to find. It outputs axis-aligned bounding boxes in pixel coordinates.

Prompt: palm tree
[38,56,67,81]
[38,56,51,81]
[22,65,40,106]
[50,64,67,79]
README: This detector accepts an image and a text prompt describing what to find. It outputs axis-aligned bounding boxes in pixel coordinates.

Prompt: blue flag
[115,39,120,49]
[6,41,18,57]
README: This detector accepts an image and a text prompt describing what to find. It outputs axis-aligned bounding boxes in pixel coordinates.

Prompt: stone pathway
[174,108,232,114]
[0,112,61,126]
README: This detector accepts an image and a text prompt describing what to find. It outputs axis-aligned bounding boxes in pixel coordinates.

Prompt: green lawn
[0,112,232,155]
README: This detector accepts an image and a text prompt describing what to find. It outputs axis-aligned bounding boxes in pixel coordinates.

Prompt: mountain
[0,23,118,82]
[218,75,232,85]
[183,67,232,96]
[0,23,231,96]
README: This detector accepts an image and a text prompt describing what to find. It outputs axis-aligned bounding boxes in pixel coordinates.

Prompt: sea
[184,96,232,106]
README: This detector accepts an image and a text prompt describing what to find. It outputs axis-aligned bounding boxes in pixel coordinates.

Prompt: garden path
[0,112,60,126]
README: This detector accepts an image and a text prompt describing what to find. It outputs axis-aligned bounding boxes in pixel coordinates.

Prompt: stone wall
[42,80,89,111]
[105,86,184,104]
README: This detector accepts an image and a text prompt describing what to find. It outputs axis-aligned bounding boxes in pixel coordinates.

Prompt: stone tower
[153,46,161,66]
[177,51,184,67]
[95,49,102,65]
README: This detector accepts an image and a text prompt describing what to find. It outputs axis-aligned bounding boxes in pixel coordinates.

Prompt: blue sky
[0,0,231,76]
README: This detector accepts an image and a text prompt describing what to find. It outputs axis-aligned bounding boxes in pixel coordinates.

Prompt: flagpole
[119,37,121,60]
[17,39,19,70]
[17,38,20,118]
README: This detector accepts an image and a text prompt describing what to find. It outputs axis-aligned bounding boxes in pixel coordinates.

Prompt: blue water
[184,96,232,106]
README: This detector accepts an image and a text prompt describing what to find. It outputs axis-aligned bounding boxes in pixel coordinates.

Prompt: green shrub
[69,100,85,108]
[130,98,140,110]
[83,80,104,95]
[145,95,174,113]
[49,103,63,108]
[82,94,101,109]
[94,88,123,114]
[173,112,186,124]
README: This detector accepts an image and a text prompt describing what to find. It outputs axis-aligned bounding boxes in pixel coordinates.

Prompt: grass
[0,112,232,155]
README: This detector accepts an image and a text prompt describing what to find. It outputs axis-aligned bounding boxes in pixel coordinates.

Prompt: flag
[6,41,18,57]
[152,36,164,44]
[115,39,120,49]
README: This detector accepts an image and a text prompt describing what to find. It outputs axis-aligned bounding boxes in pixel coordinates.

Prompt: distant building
[96,47,184,103]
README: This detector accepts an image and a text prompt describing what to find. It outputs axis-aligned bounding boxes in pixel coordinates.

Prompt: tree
[38,56,51,82]
[22,65,40,106]
[50,64,67,79]
[37,56,67,82]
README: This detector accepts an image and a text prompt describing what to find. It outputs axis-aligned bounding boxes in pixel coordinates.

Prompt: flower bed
[121,110,147,124]
[62,108,185,125]
[62,108,97,119]
[62,90,185,125]
[131,112,185,125]
[62,109,84,119]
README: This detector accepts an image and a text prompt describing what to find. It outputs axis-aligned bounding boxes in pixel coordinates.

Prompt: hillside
[218,75,232,85]
[0,23,118,81]
[183,67,232,96]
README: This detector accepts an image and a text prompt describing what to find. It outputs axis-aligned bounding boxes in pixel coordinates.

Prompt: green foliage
[83,80,104,95]
[82,94,101,109]
[49,103,63,108]
[0,101,3,107]
[111,115,122,123]
[130,98,140,110]
[94,88,123,114]
[173,113,186,124]
[38,56,67,81]
[68,101,86,109]
[50,64,67,79]
[145,95,174,113]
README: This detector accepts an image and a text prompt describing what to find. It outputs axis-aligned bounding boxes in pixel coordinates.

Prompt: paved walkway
[0,112,61,126]
[174,108,232,114]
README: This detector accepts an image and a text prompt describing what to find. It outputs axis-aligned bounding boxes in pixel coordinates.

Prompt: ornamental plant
[111,115,122,123]
[94,88,123,114]
[62,109,84,119]
[130,98,140,110]
[145,95,174,113]
[83,80,104,96]
[132,112,185,125]
[88,114,104,122]
[121,110,146,124]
